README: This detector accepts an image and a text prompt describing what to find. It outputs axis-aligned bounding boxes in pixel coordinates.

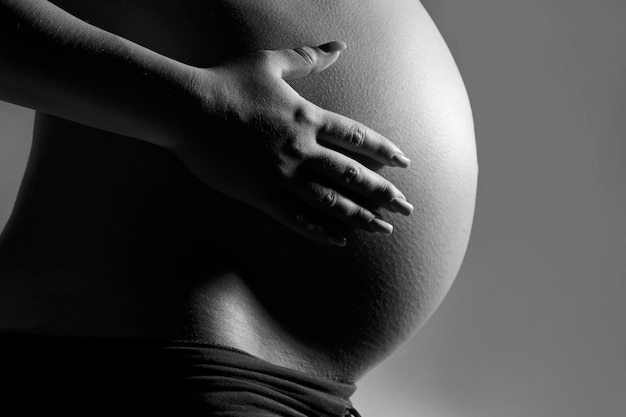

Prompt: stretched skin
[0,0,477,382]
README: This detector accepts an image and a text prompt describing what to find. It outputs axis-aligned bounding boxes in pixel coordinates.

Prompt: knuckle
[343,164,360,184]
[347,124,366,147]
[293,104,317,126]
[376,180,392,198]
[293,47,317,66]
[353,206,368,221]
[282,138,308,161]
[320,189,338,208]
[276,161,295,180]
[374,138,386,155]
[296,213,319,234]
[251,49,274,68]
[349,205,374,225]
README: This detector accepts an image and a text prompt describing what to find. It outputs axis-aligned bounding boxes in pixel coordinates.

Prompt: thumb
[277,41,347,81]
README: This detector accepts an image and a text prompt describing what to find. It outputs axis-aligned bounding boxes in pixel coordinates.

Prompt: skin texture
[0,0,478,383]
[0,0,412,244]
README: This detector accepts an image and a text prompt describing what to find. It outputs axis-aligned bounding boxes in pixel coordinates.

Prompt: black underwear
[0,333,359,416]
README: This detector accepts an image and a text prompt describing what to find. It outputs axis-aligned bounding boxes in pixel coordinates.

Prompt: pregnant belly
[32,0,478,380]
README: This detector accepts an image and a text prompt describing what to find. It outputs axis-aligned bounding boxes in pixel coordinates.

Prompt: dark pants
[0,333,359,416]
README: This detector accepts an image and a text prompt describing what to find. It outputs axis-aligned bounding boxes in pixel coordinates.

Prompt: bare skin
[0,0,412,244]
[0,0,478,383]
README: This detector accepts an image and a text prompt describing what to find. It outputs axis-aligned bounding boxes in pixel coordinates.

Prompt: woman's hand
[175,42,414,246]
[0,2,409,246]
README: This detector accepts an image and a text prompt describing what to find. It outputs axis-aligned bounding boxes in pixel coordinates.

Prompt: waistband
[0,333,359,416]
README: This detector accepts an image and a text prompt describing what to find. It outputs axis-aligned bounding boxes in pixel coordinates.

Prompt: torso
[0,0,477,382]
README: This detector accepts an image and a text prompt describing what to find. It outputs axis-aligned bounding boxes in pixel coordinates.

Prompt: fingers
[259,192,349,247]
[290,181,396,235]
[304,152,415,217]
[274,41,347,81]
[318,111,411,168]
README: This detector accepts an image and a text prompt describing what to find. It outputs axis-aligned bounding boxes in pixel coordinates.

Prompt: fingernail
[391,197,414,215]
[391,154,411,168]
[370,218,393,235]
[319,41,347,53]
[328,236,347,247]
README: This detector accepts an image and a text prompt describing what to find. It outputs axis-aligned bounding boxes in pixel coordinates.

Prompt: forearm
[0,0,198,148]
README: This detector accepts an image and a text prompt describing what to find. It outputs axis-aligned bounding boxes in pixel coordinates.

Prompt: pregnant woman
[0,0,478,415]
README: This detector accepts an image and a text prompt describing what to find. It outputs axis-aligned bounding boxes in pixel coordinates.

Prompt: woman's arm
[0,0,414,245]
[0,0,193,148]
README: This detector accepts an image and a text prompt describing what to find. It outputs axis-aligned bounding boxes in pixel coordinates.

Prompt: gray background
[354,1,626,416]
[1,1,624,416]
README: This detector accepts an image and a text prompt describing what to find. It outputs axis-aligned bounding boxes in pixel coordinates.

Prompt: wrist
[168,65,229,153]
[129,59,205,151]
